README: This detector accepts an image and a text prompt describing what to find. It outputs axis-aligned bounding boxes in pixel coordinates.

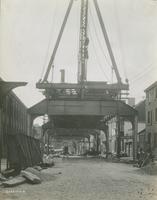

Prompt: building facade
[135,100,146,151]
[0,79,42,171]
[145,81,157,156]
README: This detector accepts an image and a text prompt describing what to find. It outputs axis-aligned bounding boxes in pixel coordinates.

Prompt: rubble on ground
[2,176,26,187]
[21,170,41,184]
[140,162,157,175]
[0,155,60,188]
[0,168,41,187]
[1,168,19,178]
[41,154,55,167]
[0,173,7,181]
[33,165,42,171]
[25,167,43,180]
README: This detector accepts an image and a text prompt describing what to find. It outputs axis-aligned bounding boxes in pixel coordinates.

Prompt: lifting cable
[88,24,110,82]
[40,1,58,81]
[89,3,112,70]
[112,0,128,80]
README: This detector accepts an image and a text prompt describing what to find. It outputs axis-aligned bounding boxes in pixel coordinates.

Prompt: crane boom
[93,0,121,83]
[37,0,129,100]
[43,0,74,82]
[78,0,89,83]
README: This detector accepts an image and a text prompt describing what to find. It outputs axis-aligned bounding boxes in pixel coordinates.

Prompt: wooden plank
[0,173,7,181]
[21,170,41,184]
[33,166,42,171]
[2,176,26,187]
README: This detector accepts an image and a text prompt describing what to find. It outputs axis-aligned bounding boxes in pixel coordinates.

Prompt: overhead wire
[112,0,128,80]
[88,2,110,82]
[129,63,154,80]
[112,0,156,85]
[129,63,155,83]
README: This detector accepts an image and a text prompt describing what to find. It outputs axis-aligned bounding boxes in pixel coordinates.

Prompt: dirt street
[1,157,157,200]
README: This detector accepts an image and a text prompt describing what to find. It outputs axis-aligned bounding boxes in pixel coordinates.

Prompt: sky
[0,0,157,108]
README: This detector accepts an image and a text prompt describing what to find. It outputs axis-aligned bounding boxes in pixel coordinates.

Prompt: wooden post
[96,134,99,153]
[47,133,50,155]
[116,115,121,157]
[132,115,138,161]
[27,115,34,136]
[105,126,109,158]
[88,136,91,151]
[0,108,2,172]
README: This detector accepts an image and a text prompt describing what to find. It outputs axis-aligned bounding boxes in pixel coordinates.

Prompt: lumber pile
[21,170,41,184]
[2,176,26,187]
[0,155,56,187]
[0,173,7,181]
[0,167,42,187]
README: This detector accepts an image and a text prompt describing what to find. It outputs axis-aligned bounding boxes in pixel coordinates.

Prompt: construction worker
[137,148,145,168]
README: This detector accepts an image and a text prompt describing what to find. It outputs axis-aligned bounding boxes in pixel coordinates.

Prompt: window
[148,89,154,103]
[148,132,151,145]
[148,111,150,123]
[148,111,153,124]
[154,133,157,147]
[148,92,151,103]
[155,108,157,122]
[151,111,153,125]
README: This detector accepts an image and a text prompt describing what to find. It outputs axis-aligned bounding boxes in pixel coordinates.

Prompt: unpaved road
[1,157,157,200]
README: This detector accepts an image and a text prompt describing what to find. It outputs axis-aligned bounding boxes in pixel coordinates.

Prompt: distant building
[128,97,135,107]
[108,117,134,157]
[135,100,146,131]
[33,124,43,139]
[145,81,157,156]
[138,129,146,150]
[135,100,146,150]
[107,99,146,157]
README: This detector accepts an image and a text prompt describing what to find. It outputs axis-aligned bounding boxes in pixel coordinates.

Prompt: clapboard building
[0,79,42,171]
[145,81,157,156]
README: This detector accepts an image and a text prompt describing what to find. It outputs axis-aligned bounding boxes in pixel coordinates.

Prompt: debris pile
[0,167,42,187]
[41,154,55,168]
[2,176,26,187]
[0,154,57,188]
[140,162,157,175]
[21,170,41,184]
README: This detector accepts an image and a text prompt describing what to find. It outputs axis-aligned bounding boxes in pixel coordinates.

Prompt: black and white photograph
[0,0,157,199]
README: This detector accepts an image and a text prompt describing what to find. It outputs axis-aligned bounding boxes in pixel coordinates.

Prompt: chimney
[60,69,65,83]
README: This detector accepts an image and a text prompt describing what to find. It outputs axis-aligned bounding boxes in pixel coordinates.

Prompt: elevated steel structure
[34,0,138,159]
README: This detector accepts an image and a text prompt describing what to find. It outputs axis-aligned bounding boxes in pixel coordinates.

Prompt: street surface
[1,157,157,200]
